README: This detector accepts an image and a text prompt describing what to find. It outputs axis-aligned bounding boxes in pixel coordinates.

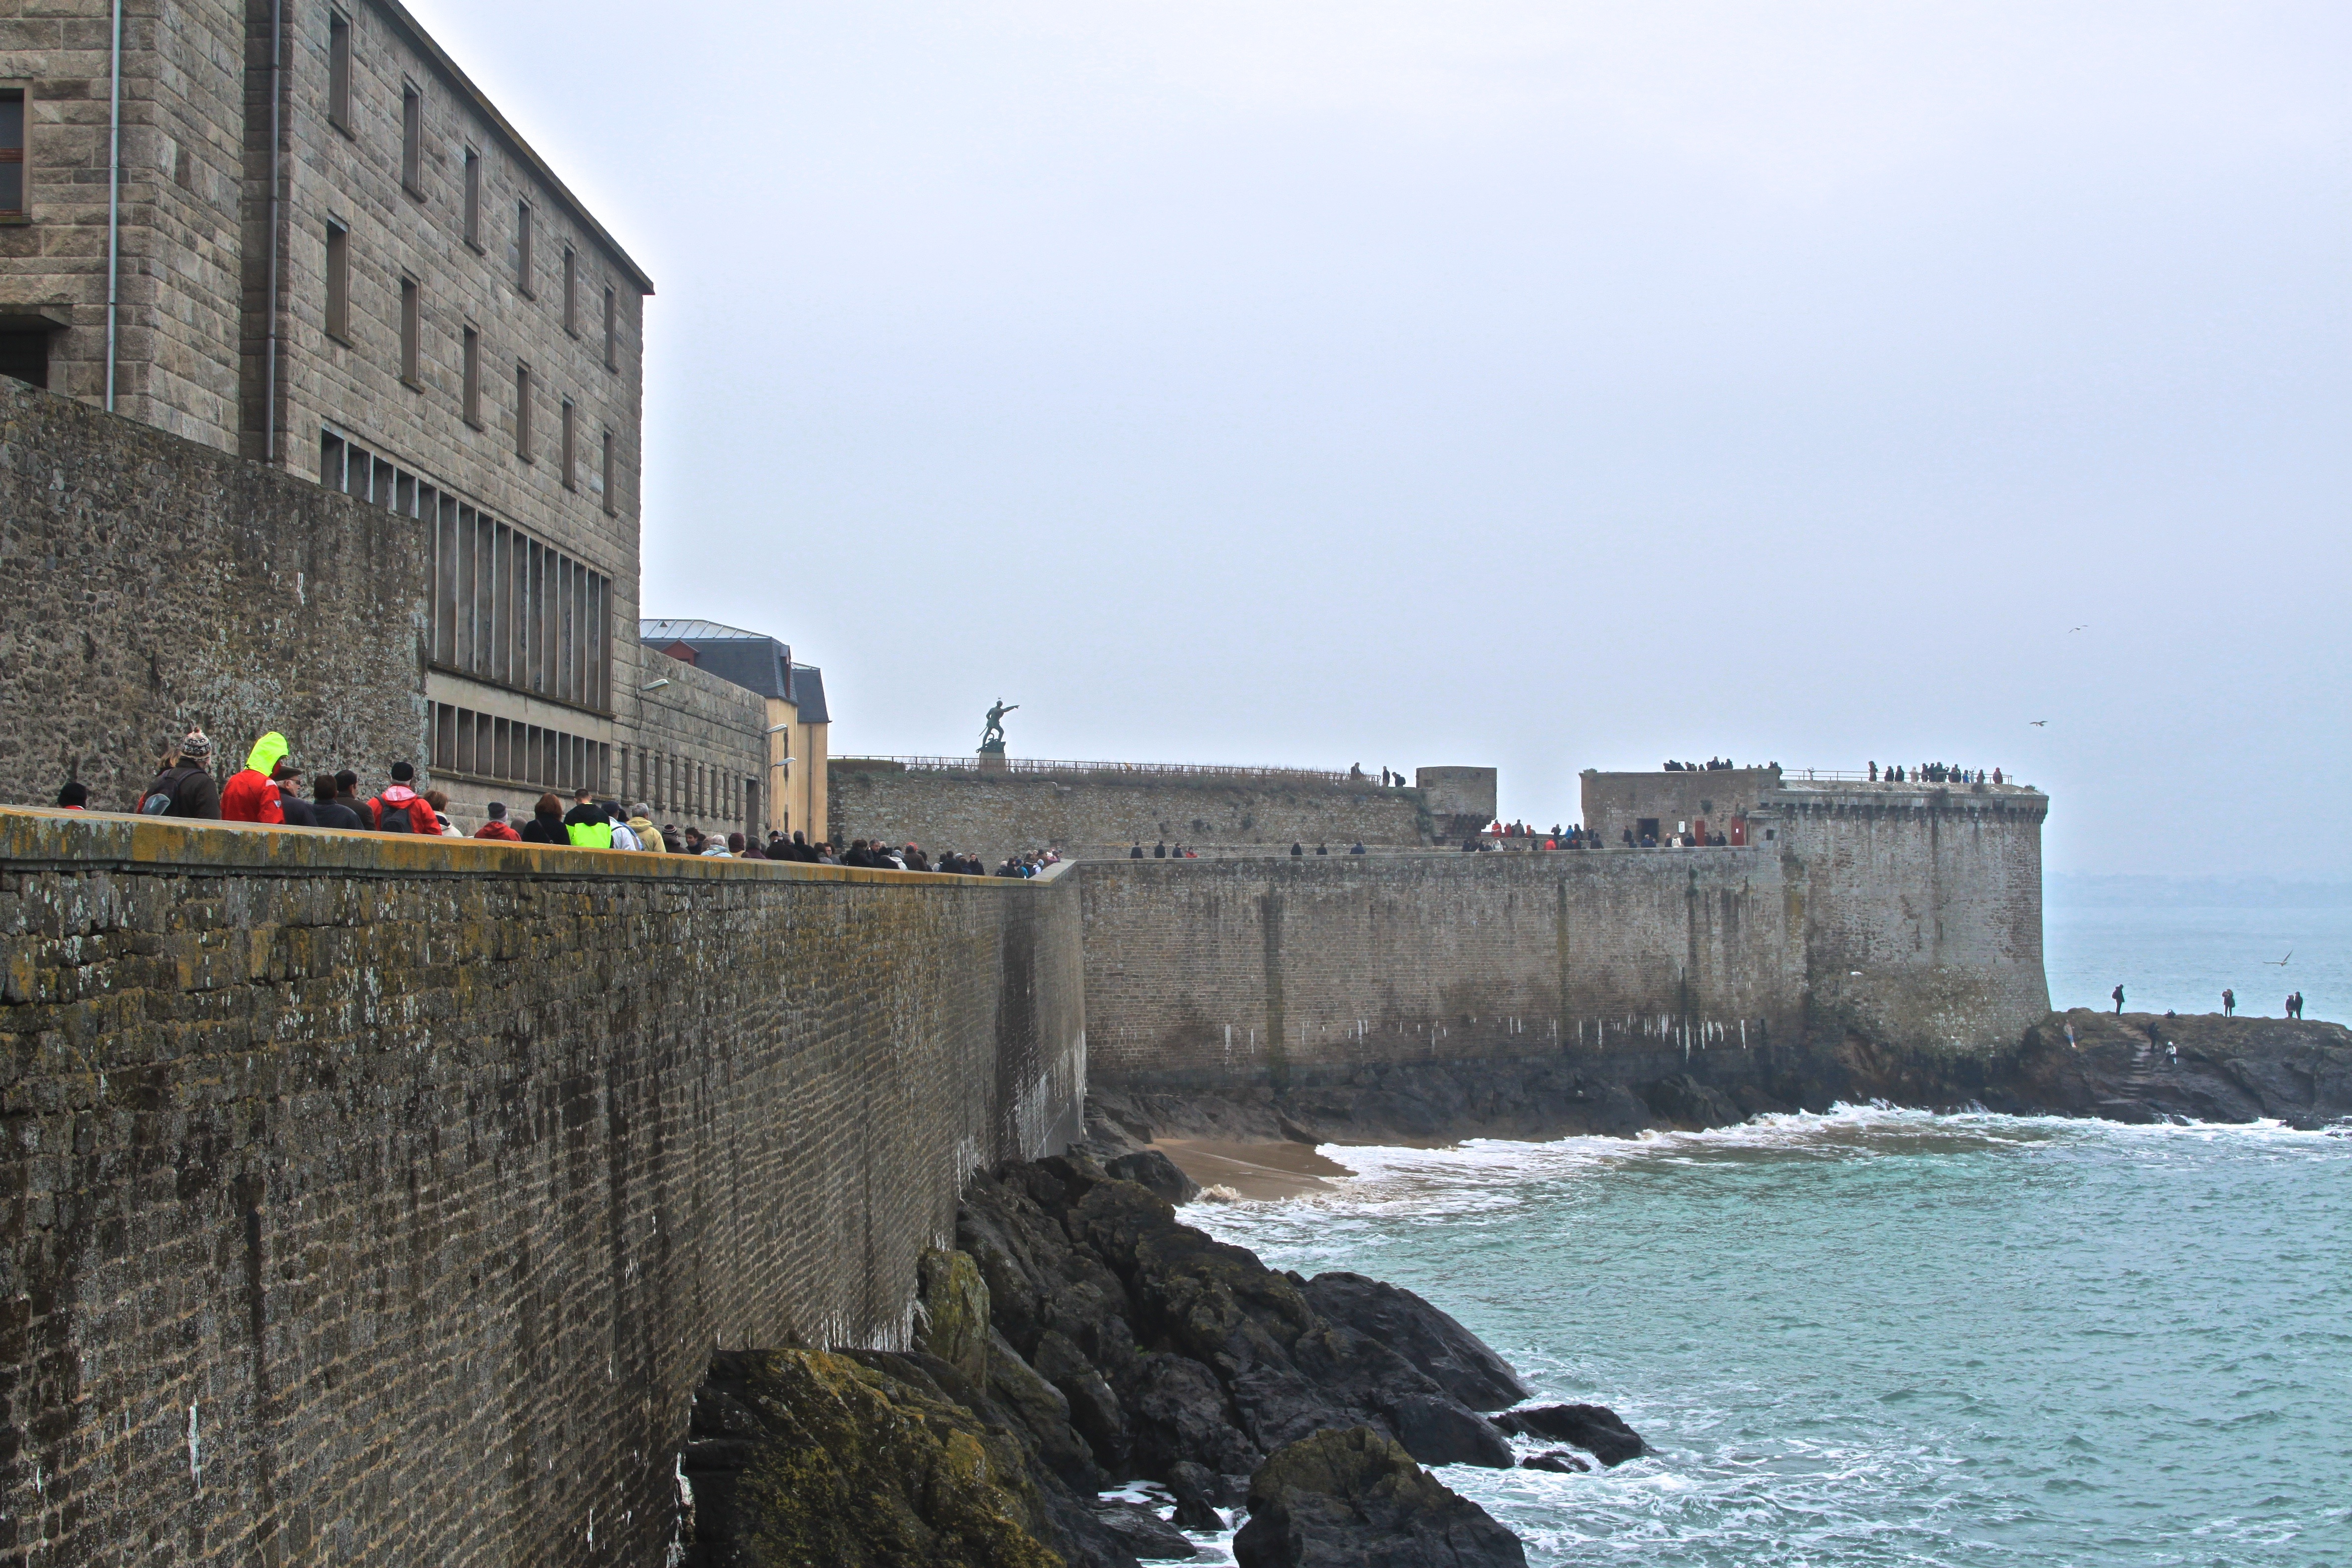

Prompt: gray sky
[416,3,2349,879]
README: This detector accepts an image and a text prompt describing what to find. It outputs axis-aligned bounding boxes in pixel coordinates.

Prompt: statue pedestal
[977,740,1008,775]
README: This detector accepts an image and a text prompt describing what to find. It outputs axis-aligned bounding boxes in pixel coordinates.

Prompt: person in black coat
[518,793,570,845]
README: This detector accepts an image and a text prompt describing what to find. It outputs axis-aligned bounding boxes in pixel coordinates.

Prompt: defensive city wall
[1081,771,2050,1092]
[0,810,1082,1567]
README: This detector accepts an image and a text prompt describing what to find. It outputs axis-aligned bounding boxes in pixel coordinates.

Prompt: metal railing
[830,755,1377,786]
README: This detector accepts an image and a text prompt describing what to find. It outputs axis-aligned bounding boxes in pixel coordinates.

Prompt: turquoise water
[1190,1111,2352,1567]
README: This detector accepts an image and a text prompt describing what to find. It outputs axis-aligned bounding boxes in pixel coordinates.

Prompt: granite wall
[0,809,1084,1568]
[827,763,1433,868]
[1079,850,1806,1089]
[0,378,427,814]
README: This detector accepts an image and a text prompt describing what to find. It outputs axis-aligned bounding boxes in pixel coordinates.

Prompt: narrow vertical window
[461,325,481,425]
[327,11,353,132]
[559,398,576,489]
[562,247,577,334]
[462,148,481,247]
[0,88,25,218]
[600,428,615,514]
[400,82,423,196]
[601,285,616,370]
[398,276,420,386]
[515,362,533,459]
[324,220,350,341]
[514,201,533,296]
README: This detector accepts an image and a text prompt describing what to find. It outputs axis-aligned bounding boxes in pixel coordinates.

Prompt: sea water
[1189,1111,2352,1567]
[2045,882,2349,1022]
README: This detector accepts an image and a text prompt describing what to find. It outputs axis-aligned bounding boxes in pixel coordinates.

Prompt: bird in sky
[2030,720,2048,727]
[2264,951,2292,966]
[2069,625,2089,633]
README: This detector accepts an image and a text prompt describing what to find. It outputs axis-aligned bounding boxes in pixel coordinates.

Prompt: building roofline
[374,0,656,296]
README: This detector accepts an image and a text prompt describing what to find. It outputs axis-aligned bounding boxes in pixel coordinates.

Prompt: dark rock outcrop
[1520,1450,1589,1474]
[1299,1273,1529,1412]
[1093,1498,1200,1560]
[1104,1147,1203,1204]
[1232,1426,1527,1568]
[959,1153,1523,1481]
[1490,1404,1648,1467]
[679,1348,1073,1568]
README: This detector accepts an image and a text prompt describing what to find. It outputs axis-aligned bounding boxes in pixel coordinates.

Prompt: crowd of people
[1870,761,2003,785]
[1461,822,1606,851]
[44,726,1051,876]
[1663,757,1751,771]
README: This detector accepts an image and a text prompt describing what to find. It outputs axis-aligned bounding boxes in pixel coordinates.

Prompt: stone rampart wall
[1079,851,1806,1089]
[0,380,428,813]
[1769,784,2051,1049]
[827,764,1431,867]
[0,808,1083,1568]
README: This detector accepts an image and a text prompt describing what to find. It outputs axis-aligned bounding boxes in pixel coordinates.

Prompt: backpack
[372,797,413,833]
[140,765,193,815]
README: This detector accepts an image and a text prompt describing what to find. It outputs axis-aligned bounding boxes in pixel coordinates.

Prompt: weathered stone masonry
[0,810,1082,1568]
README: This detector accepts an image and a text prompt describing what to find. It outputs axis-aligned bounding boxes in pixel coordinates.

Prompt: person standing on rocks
[2222,988,2235,1017]
[2112,983,2126,1015]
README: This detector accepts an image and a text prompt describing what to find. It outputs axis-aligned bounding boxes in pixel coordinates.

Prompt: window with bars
[321,429,613,712]
[429,701,610,793]
[0,88,25,218]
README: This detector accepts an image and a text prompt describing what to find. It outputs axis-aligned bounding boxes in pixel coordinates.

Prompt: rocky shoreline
[679,1147,1641,1566]
[1090,1011,2352,1150]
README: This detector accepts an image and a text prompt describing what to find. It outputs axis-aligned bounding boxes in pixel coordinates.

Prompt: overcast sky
[414,2,2348,879]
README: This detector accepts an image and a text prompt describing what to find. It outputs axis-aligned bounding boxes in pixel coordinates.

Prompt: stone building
[641,619,832,843]
[0,0,773,831]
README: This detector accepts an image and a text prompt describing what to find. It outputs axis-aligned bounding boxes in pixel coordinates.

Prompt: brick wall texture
[827,765,1433,868]
[0,809,1083,1568]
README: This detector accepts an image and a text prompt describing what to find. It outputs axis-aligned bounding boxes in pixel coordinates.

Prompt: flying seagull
[2264,951,2292,966]
[2069,625,2089,633]
[2030,720,2048,727]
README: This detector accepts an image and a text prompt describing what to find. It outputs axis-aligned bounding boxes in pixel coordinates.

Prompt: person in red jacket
[366,762,440,833]
[473,801,522,841]
[219,733,292,824]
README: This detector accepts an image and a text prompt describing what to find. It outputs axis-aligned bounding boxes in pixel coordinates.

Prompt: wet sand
[1152,1139,1357,1201]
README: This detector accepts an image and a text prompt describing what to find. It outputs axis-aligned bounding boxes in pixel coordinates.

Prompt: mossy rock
[915,1246,992,1386]
[727,1348,1064,1568]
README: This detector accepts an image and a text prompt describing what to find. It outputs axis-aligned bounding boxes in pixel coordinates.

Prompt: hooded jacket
[219,734,290,825]
[628,816,665,853]
[368,782,439,834]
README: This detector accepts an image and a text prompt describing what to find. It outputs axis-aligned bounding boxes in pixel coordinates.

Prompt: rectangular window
[398,276,419,386]
[562,246,577,335]
[400,82,422,196]
[327,11,353,132]
[462,147,481,248]
[600,428,614,514]
[559,398,576,489]
[0,88,25,218]
[514,200,533,296]
[461,326,481,425]
[515,362,533,459]
[602,285,616,369]
[324,220,350,342]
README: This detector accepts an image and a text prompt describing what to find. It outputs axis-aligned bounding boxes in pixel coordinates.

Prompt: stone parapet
[0,805,1081,1567]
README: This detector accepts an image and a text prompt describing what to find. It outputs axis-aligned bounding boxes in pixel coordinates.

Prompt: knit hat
[486,801,508,820]
[178,729,213,759]
[391,761,415,783]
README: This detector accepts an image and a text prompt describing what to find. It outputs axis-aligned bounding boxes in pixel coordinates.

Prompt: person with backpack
[518,794,569,845]
[219,734,292,825]
[606,802,640,852]
[139,731,221,818]
[366,763,439,834]
[474,801,521,841]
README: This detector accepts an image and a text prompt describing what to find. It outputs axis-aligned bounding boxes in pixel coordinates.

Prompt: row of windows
[426,705,754,830]
[328,9,620,368]
[324,430,613,712]
[327,220,617,507]
[430,702,611,796]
